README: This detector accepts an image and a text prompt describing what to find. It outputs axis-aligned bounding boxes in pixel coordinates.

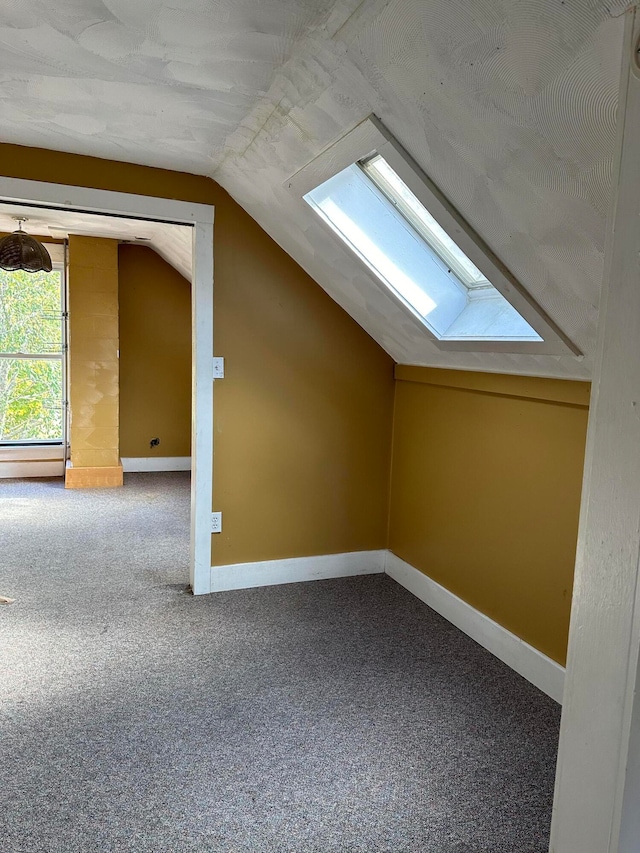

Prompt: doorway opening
[0,178,214,594]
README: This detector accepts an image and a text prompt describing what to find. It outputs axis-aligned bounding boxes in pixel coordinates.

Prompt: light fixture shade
[0,229,52,272]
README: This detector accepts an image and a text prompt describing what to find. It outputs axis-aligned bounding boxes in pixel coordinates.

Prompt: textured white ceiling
[0,0,629,378]
[0,0,335,170]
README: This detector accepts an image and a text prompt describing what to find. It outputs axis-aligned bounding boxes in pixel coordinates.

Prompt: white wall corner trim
[384,552,565,704]
[121,457,191,473]
[210,550,386,593]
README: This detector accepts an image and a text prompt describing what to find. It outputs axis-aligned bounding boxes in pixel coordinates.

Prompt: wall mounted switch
[213,357,225,379]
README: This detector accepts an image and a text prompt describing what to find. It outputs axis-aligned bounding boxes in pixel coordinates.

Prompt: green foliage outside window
[0,269,64,442]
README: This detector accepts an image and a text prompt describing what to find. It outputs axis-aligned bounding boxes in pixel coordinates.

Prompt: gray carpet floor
[0,473,560,852]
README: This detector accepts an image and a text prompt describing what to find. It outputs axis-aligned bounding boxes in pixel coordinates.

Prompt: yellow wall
[212,194,394,564]
[0,143,395,564]
[118,245,191,458]
[388,367,589,664]
[1,142,588,662]
[67,235,120,469]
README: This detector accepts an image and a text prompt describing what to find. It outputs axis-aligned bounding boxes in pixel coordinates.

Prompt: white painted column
[549,7,640,852]
[190,219,214,595]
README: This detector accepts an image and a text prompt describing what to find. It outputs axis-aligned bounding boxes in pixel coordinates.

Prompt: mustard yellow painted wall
[0,144,395,564]
[67,235,120,469]
[388,367,589,664]
[3,143,584,663]
[212,194,394,564]
[118,245,191,458]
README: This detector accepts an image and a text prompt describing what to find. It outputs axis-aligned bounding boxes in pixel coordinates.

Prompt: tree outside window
[0,268,64,442]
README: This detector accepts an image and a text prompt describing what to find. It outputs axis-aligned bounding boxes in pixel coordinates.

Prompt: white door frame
[549,6,640,852]
[0,176,215,595]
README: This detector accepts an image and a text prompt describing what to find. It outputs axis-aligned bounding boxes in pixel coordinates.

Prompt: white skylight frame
[285,115,580,356]
[361,155,490,290]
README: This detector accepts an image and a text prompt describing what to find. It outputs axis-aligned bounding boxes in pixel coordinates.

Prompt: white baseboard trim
[0,445,64,461]
[385,552,565,704]
[208,545,564,703]
[0,460,64,479]
[211,550,386,593]
[121,456,191,472]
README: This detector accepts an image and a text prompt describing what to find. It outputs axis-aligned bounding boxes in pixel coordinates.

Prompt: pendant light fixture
[0,217,52,273]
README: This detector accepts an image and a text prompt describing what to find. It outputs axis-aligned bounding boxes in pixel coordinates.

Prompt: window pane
[0,358,63,441]
[305,159,542,342]
[363,156,489,288]
[0,269,63,354]
[305,164,468,335]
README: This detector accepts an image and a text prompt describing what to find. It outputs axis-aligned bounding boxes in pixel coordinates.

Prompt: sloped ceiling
[0,0,629,379]
[0,206,192,280]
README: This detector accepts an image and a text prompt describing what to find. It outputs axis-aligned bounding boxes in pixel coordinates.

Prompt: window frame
[285,115,580,356]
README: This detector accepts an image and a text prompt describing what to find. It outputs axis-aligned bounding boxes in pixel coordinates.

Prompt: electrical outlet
[213,357,225,379]
[211,511,222,534]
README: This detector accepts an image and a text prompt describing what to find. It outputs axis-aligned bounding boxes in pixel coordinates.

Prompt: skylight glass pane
[305,164,467,336]
[362,156,489,288]
[304,158,542,342]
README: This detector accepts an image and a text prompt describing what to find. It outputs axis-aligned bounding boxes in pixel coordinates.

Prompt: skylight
[303,149,549,344]
[362,155,490,290]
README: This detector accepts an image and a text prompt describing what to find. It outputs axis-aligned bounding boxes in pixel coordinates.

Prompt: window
[289,116,579,355]
[0,246,66,444]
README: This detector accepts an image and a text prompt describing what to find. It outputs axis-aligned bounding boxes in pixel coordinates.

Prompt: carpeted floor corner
[0,473,560,852]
